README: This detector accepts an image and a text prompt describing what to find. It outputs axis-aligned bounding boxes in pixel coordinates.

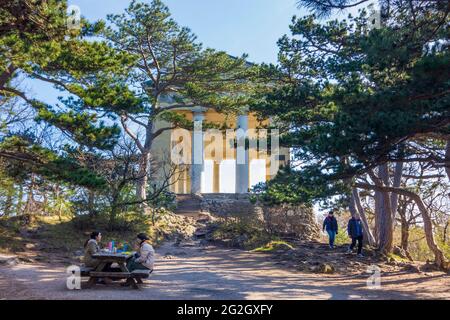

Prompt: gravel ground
[0,242,449,300]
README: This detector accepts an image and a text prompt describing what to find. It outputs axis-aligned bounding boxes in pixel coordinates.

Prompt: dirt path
[0,242,449,300]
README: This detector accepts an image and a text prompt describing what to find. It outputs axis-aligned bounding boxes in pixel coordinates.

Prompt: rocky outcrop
[261,204,320,241]
[199,194,257,217]
[393,246,413,261]
[153,209,197,240]
[175,194,320,242]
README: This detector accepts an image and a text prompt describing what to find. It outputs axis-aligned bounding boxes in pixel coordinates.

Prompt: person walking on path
[347,213,364,257]
[322,211,339,249]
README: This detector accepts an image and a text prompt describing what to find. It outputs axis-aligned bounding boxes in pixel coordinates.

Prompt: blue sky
[68,0,302,64]
[25,0,363,107]
[25,0,306,105]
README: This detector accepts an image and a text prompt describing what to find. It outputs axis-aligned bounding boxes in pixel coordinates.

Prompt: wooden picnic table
[85,252,149,289]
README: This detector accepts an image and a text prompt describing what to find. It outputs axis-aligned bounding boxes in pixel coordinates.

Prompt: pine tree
[97,0,261,208]
[0,0,140,151]
[0,0,142,187]
[252,1,449,262]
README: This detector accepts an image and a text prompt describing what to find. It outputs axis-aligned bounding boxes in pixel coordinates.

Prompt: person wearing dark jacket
[322,211,338,249]
[347,213,364,257]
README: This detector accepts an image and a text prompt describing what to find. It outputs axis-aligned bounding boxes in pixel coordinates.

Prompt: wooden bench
[83,253,152,289]
[130,269,152,284]
[89,271,131,278]
[86,269,152,289]
[81,266,124,277]
[80,266,94,277]
[88,269,151,278]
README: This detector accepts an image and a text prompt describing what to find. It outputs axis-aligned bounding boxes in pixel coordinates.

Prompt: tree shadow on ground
[1,243,448,300]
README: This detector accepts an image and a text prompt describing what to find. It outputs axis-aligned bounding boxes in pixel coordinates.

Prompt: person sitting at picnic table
[127,233,155,272]
[84,231,115,285]
[84,231,101,268]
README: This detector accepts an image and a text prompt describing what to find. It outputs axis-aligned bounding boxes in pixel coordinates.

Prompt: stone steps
[174,194,203,219]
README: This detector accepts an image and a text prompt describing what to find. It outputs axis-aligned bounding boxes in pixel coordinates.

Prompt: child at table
[127,233,155,272]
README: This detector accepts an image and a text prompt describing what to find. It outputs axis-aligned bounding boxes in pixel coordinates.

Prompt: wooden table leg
[124,278,139,289]
[85,261,108,289]
[118,262,129,272]
[130,278,139,289]
[86,277,96,289]
[95,262,107,272]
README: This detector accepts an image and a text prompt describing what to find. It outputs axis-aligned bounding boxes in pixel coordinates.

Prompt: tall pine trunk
[398,199,413,260]
[16,184,23,215]
[412,193,448,270]
[135,120,154,214]
[390,161,403,219]
[374,164,394,253]
[399,216,413,260]
[443,221,449,244]
[109,194,119,231]
[3,186,14,217]
[136,151,151,210]
[87,189,96,216]
[351,188,376,246]
[24,174,36,216]
[445,139,450,182]
[357,182,449,270]
[400,218,409,251]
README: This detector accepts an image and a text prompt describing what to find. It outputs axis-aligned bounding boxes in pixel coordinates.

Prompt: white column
[236,114,249,193]
[191,110,204,194]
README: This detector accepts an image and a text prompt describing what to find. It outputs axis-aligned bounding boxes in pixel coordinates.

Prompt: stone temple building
[150,98,290,196]
[149,98,321,244]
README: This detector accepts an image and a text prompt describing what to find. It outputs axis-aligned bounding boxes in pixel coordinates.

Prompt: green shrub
[71,211,146,232]
[334,231,351,246]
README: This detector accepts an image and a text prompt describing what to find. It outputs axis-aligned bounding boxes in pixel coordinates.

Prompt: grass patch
[252,240,294,253]
[0,220,26,254]
[334,231,350,246]
[0,210,196,255]
[386,252,412,263]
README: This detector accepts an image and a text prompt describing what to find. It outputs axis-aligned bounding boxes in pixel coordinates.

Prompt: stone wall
[200,194,257,217]
[199,194,319,240]
[261,204,320,241]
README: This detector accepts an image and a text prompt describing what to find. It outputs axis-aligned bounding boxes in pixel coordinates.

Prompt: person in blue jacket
[347,213,364,257]
[322,210,338,249]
